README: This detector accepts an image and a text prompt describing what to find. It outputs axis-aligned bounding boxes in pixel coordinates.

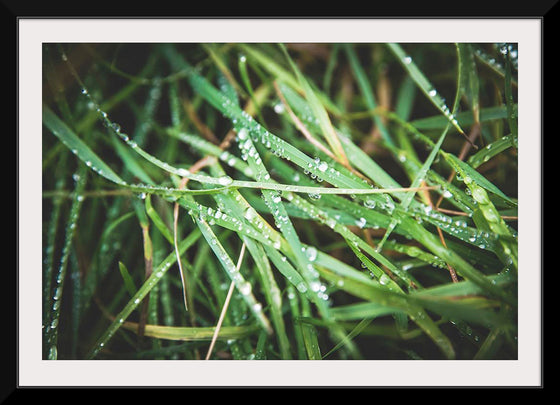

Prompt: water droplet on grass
[379,274,390,285]
[218,175,233,186]
[355,217,366,228]
[305,246,318,262]
[244,207,257,221]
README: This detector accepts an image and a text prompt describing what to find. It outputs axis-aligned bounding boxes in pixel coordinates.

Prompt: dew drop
[355,217,366,228]
[305,246,318,262]
[379,274,390,286]
[244,207,257,221]
[239,281,252,295]
[274,103,285,114]
[218,175,233,186]
[296,282,308,293]
[111,122,121,133]
[237,128,249,140]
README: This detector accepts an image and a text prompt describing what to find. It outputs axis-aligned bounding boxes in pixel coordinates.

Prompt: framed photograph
[15,13,546,389]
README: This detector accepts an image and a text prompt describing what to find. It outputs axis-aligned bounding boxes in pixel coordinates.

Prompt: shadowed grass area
[42,42,518,360]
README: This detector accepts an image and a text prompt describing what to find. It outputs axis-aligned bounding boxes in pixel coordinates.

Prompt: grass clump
[42,42,518,360]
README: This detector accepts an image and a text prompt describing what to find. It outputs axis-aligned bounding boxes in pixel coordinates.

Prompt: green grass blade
[279,44,349,166]
[468,134,516,169]
[87,229,201,359]
[456,43,480,122]
[387,43,465,136]
[195,216,273,334]
[343,44,393,146]
[122,322,260,341]
[44,163,87,359]
[145,195,174,244]
[43,105,126,186]
[118,261,138,298]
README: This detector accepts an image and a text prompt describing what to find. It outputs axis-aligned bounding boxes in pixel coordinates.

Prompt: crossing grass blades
[42,42,518,361]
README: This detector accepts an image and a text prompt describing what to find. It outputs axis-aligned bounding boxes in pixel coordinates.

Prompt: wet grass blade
[195,215,273,334]
[280,44,349,167]
[44,162,87,359]
[387,43,466,137]
[87,229,201,359]
[43,105,126,186]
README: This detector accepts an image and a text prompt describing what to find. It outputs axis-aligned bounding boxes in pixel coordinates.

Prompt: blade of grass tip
[343,44,394,146]
[43,105,127,187]
[118,262,138,298]
[87,229,201,359]
[80,211,135,313]
[205,243,246,360]
[110,134,154,185]
[322,318,378,360]
[386,43,477,149]
[279,43,350,167]
[44,162,87,359]
[145,194,174,244]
